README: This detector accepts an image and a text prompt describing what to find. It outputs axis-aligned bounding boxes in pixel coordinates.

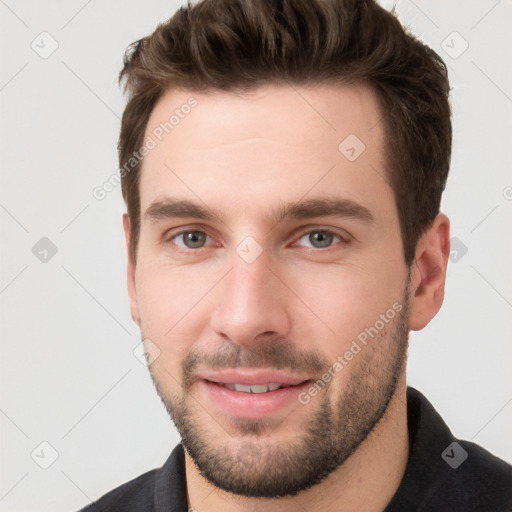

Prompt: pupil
[185,231,205,248]
[310,231,332,248]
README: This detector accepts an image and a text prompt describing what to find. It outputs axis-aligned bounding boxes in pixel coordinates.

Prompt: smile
[210,382,296,393]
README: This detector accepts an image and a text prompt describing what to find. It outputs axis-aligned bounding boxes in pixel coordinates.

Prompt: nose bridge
[210,245,291,344]
[234,252,271,301]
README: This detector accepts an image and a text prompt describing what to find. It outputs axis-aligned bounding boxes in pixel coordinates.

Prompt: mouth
[198,373,314,418]
[206,381,309,393]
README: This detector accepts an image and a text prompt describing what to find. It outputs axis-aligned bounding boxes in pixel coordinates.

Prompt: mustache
[182,338,329,389]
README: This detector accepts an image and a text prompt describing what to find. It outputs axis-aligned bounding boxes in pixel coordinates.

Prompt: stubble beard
[147,290,410,499]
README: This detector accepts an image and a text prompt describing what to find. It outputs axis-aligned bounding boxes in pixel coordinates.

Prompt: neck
[184,378,409,512]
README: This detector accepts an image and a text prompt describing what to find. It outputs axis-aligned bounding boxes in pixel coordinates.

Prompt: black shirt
[77,387,512,511]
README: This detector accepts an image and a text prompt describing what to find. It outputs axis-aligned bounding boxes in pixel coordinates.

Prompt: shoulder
[77,468,158,512]
[436,439,512,511]
[386,388,512,512]
[74,443,188,512]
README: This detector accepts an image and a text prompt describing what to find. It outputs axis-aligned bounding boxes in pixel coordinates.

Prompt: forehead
[145,82,383,151]
[139,83,392,221]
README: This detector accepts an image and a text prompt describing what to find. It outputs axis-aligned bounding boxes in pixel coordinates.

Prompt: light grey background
[1,1,511,510]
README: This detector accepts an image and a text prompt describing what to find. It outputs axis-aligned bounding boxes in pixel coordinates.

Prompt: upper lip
[199,370,312,386]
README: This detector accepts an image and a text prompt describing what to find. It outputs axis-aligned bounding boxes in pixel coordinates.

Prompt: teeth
[234,384,252,393]
[223,383,284,393]
[250,384,270,394]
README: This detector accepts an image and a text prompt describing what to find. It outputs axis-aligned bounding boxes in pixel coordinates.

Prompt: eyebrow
[144,199,217,223]
[143,197,374,225]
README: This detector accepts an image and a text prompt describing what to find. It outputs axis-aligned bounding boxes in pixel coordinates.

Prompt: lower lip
[200,380,312,419]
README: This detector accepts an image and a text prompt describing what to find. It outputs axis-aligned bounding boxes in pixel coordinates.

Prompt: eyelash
[164,227,350,251]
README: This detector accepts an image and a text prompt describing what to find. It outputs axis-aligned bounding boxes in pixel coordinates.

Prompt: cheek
[284,259,406,353]
[136,271,204,390]
[134,264,213,356]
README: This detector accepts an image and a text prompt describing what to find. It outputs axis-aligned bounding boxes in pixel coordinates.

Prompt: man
[79,0,512,510]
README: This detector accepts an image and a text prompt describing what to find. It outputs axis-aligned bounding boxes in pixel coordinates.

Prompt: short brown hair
[118,0,451,265]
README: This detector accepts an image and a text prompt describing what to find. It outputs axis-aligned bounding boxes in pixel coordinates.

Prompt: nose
[210,249,292,347]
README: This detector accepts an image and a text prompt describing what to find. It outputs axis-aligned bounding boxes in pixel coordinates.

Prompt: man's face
[126,84,411,497]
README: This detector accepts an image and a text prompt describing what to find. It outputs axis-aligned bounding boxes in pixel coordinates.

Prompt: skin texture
[123,83,450,511]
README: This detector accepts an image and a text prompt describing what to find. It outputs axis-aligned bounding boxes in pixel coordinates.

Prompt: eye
[172,230,212,249]
[295,230,343,249]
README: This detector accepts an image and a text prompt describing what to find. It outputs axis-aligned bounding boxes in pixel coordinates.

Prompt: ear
[123,214,141,327]
[408,213,450,331]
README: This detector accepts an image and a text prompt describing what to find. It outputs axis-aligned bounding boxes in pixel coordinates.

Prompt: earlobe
[408,213,450,331]
[123,214,141,327]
